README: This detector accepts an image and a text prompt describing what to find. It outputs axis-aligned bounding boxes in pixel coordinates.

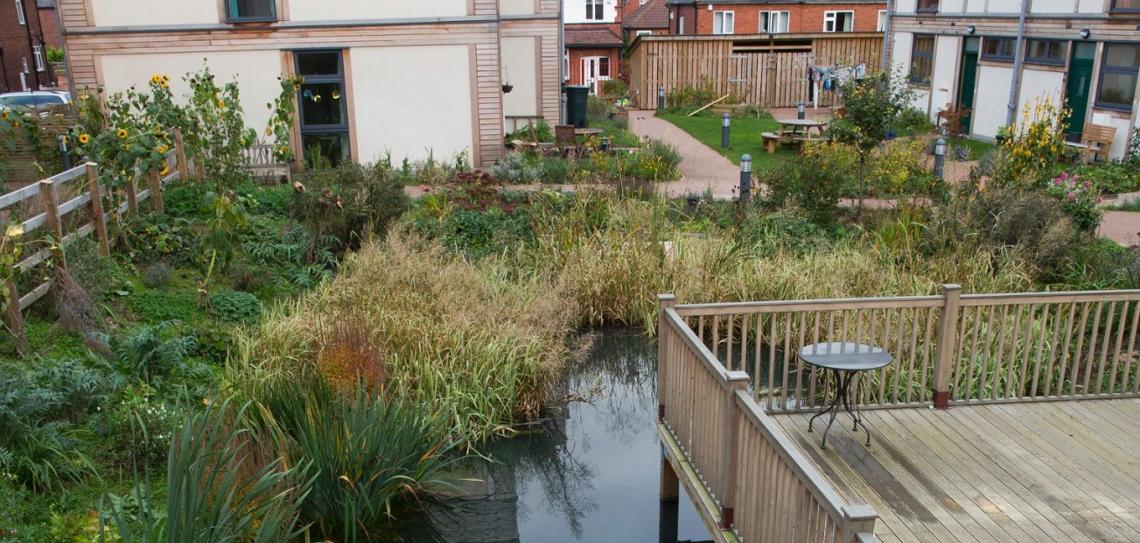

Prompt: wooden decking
[772,400,1140,543]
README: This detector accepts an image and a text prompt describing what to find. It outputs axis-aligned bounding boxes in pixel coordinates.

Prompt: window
[32,45,44,72]
[981,37,1015,62]
[760,11,790,33]
[226,0,276,21]
[823,11,853,32]
[295,50,350,166]
[599,57,611,77]
[713,11,734,34]
[21,57,29,74]
[1024,39,1065,66]
[586,0,604,20]
[678,15,685,35]
[876,10,887,32]
[1095,43,1139,111]
[1110,0,1139,12]
[15,0,26,25]
[636,30,653,37]
[563,52,570,81]
[909,36,934,85]
[916,0,939,12]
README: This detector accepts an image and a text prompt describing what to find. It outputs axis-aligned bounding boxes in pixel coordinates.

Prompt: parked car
[0,91,72,115]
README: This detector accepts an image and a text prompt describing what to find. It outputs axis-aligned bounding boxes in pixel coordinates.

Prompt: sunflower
[0,110,8,120]
[78,133,91,145]
[217,99,226,109]
[116,128,128,139]
[157,144,170,154]
[160,164,170,176]
[4,225,25,239]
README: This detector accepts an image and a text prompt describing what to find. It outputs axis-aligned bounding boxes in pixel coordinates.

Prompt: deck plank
[772,399,1140,542]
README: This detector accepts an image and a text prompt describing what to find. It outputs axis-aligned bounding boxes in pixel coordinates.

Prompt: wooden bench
[1077,123,1116,163]
[761,132,783,154]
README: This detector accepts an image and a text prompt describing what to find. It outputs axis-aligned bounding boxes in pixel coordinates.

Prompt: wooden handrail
[674,295,944,316]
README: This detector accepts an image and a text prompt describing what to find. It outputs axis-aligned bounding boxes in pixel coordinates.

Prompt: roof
[623,0,670,29]
[564,27,623,47]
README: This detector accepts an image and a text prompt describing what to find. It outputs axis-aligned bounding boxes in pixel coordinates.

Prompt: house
[564,0,623,94]
[889,0,1140,159]
[623,0,671,41]
[1,0,56,92]
[665,0,887,36]
[56,0,562,168]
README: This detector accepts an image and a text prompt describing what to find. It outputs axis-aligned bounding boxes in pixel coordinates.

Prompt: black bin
[564,85,591,128]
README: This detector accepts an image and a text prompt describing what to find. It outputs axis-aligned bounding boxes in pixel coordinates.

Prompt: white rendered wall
[972,64,1013,138]
[928,35,961,119]
[289,0,468,21]
[502,0,537,15]
[502,37,540,117]
[1016,68,1064,124]
[91,0,219,26]
[563,0,618,23]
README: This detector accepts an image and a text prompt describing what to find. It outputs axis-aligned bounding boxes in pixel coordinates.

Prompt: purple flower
[1083,180,1091,189]
[1054,178,1063,186]
[1067,191,1077,201]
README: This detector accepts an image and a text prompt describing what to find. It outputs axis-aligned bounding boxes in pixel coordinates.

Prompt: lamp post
[722,113,731,149]
[933,138,947,180]
[797,102,806,120]
[658,86,666,110]
[739,154,752,203]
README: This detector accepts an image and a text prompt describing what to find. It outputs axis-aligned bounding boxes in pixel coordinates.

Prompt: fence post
[124,175,138,214]
[39,179,66,270]
[5,279,27,357]
[86,163,110,257]
[932,284,961,409]
[658,293,677,419]
[841,504,878,542]
[148,170,164,212]
[719,371,750,529]
[173,128,189,179]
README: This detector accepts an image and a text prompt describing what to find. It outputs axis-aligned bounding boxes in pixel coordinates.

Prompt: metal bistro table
[799,342,892,449]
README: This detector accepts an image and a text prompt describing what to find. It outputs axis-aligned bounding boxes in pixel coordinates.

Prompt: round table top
[777,118,828,127]
[798,342,892,371]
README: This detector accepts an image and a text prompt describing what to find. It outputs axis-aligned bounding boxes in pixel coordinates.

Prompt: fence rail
[672,285,1140,412]
[658,295,879,543]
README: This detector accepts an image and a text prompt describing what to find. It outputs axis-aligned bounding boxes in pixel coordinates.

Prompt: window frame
[980,37,1016,62]
[225,0,277,23]
[1109,0,1139,12]
[598,57,611,78]
[1023,39,1066,66]
[586,0,604,20]
[759,10,790,34]
[32,45,44,72]
[21,57,29,74]
[294,49,351,164]
[876,10,887,32]
[1094,42,1139,112]
[823,11,854,32]
[635,30,653,37]
[15,0,26,25]
[916,0,940,13]
[713,11,735,34]
[909,35,935,86]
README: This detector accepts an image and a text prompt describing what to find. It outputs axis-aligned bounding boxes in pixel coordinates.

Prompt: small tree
[826,72,914,213]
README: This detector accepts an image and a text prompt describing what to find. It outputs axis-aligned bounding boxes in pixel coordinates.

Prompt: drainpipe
[559,0,566,124]
[880,0,894,72]
[1006,0,1029,127]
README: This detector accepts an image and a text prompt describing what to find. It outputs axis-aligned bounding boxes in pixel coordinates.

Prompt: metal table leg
[808,370,855,449]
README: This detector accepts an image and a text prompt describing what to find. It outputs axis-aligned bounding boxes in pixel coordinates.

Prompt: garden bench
[762,132,783,154]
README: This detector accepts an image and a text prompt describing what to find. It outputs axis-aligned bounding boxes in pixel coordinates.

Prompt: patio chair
[1079,123,1116,163]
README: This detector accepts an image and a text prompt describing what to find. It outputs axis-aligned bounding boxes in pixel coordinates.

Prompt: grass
[949,136,997,161]
[657,111,795,170]
[1105,196,1140,212]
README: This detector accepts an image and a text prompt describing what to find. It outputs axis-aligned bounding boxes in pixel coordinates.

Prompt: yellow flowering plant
[992,97,1070,190]
[265,75,303,163]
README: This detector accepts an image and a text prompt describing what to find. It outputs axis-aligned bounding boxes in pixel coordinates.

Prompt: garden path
[628,110,741,198]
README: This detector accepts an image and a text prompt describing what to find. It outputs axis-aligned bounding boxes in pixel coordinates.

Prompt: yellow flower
[157,144,170,154]
[160,164,170,176]
[116,128,128,139]
[12,121,20,128]
[217,99,226,109]
[0,110,8,120]
[78,133,90,145]
[4,225,24,239]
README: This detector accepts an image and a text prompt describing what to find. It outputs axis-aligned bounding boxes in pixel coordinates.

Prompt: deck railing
[658,295,879,543]
[670,285,1140,411]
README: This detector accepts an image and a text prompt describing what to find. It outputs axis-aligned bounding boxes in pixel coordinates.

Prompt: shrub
[293,162,411,255]
[64,238,133,301]
[98,384,181,470]
[128,290,195,323]
[504,121,553,144]
[893,107,935,136]
[1076,161,1140,194]
[52,268,101,335]
[664,82,719,111]
[1045,172,1101,233]
[991,98,1068,189]
[736,208,841,254]
[141,262,171,290]
[763,142,854,225]
[110,324,196,386]
[587,95,613,120]
[600,79,628,99]
[208,290,262,324]
[491,152,544,184]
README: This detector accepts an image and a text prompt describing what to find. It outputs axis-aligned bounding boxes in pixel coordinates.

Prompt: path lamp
[722,113,731,149]
[658,86,666,110]
[797,102,806,120]
[58,135,72,170]
[933,138,947,180]
[739,154,752,204]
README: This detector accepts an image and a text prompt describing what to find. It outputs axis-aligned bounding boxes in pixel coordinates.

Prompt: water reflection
[410,331,711,543]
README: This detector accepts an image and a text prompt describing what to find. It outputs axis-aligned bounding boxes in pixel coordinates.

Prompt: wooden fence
[671,285,1140,412]
[2,129,192,354]
[658,294,880,543]
[627,34,882,109]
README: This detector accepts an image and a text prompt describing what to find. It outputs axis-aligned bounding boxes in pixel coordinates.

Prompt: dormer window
[586,0,604,20]
[226,0,276,22]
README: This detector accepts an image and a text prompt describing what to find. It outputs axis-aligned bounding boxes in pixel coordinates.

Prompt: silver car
[0,91,72,114]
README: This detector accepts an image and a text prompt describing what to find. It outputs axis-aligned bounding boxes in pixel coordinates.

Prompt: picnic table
[762,118,829,154]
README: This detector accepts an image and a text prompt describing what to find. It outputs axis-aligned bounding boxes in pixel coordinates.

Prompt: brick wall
[39,6,61,49]
[0,0,52,92]
[695,3,884,34]
[567,46,622,94]
[668,4,699,34]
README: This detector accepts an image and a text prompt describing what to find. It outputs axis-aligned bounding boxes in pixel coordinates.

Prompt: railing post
[932,284,961,409]
[173,128,190,179]
[720,371,750,530]
[38,179,66,270]
[658,293,677,419]
[841,504,879,542]
[86,163,110,257]
[124,175,138,215]
[148,170,164,212]
[5,279,27,357]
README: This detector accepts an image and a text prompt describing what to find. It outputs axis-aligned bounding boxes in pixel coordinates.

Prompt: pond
[403,331,713,543]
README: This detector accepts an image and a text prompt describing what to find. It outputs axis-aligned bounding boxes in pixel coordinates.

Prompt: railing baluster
[768,314,777,410]
[797,312,807,409]
[754,313,764,401]
[1127,301,1140,394]
[1030,303,1051,398]
[1084,301,1103,394]
[1056,303,1078,397]
[809,312,821,409]
[1004,304,1023,399]
[920,308,935,403]
[1109,300,1129,394]
[1042,303,1064,397]
[1097,301,1117,394]
[727,314,734,371]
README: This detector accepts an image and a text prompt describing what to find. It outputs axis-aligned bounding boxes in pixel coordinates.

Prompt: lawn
[656,111,795,170]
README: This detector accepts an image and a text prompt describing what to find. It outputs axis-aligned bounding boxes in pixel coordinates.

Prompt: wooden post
[86,163,110,256]
[5,279,27,357]
[932,284,962,409]
[173,128,190,179]
[719,371,750,529]
[658,293,677,419]
[841,504,879,542]
[39,179,66,270]
[660,454,679,502]
[148,170,164,212]
[124,175,138,214]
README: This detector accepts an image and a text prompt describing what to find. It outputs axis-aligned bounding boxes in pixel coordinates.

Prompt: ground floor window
[981,37,1015,62]
[1024,39,1065,66]
[713,11,734,34]
[910,35,934,85]
[1096,43,1139,111]
[823,11,853,33]
[295,49,350,166]
[760,11,790,33]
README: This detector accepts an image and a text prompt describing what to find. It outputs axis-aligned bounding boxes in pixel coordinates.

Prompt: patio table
[799,342,892,449]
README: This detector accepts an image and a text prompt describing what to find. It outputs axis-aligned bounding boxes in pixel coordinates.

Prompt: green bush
[128,290,196,323]
[504,120,553,143]
[293,162,411,254]
[762,143,854,225]
[141,262,171,290]
[736,208,841,254]
[1076,161,1140,194]
[892,107,935,136]
[664,82,720,111]
[587,95,613,120]
[601,79,628,99]
[208,290,262,324]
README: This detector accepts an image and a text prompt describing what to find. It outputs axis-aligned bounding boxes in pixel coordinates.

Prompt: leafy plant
[1045,172,1101,233]
[992,98,1069,189]
[292,162,411,256]
[208,290,261,324]
[265,75,303,163]
[109,324,195,386]
[128,290,195,323]
[141,263,170,290]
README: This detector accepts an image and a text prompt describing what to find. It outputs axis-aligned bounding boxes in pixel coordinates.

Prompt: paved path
[1099,211,1139,247]
[628,110,741,198]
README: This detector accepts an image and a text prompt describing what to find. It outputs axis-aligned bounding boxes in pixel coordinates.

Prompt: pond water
[403,331,713,543]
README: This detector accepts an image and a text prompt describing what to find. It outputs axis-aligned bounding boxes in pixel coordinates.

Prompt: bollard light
[739,154,752,204]
[58,135,73,170]
[797,102,806,120]
[933,138,947,180]
[722,113,731,149]
[658,86,666,110]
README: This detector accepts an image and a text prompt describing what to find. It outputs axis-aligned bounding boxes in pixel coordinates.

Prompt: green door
[1065,42,1096,141]
[957,37,979,134]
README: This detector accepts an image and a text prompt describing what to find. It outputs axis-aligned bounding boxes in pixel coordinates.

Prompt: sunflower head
[157,144,170,154]
[116,128,128,139]
[78,133,91,145]
[217,99,226,109]
[160,164,170,176]
[1,110,8,120]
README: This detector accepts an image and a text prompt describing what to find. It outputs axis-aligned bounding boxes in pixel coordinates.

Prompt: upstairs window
[916,0,940,12]
[32,45,44,72]
[713,11,734,34]
[876,10,887,31]
[981,37,1015,62]
[1110,0,1139,12]
[823,11,853,32]
[1096,43,1139,111]
[909,36,934,85]
[226,0,276,22]
[15,0,26,25]
[586,0,604,20]
[760,11,790,33]
[1024,39,1065,66]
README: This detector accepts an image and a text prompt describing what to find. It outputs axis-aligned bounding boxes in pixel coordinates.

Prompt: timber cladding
[628,33,884,108]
